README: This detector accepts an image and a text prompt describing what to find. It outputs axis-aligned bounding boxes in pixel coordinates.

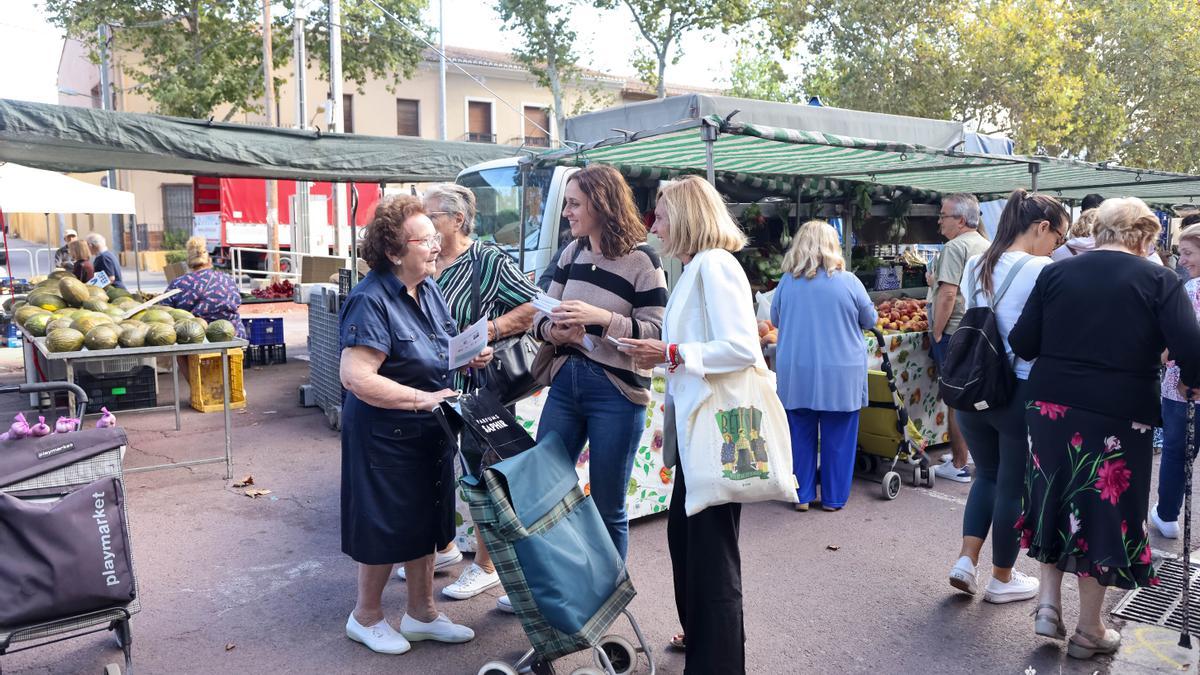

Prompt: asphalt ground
[0,310,1197,675]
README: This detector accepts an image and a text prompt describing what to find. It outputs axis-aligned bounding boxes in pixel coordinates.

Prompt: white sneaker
[399,612,475,643]
[984,570,1039,604]
[496,594,515,614]
[346,613,411,654]
[1151,503,1180,539]
[935,459,972,483]
[949,555,978,595]
[396,546,464,581]
[940,452,974,466]
[441,563,500,600]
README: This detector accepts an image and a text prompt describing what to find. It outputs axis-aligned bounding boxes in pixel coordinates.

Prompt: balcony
[524,135,551,148]
[466,132,496,144]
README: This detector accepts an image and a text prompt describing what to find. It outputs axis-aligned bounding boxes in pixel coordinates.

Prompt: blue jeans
[1157,398,1200,522]
[787,408,860,509]
[536,356,646,559]
[930,333,953,371]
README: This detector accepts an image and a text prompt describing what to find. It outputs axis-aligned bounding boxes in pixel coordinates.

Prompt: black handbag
[471,244,544,406]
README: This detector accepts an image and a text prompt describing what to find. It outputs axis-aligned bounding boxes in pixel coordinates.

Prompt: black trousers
[667,465,746,675]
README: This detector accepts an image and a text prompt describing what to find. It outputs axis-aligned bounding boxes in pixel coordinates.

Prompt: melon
[206,320,236,343]
[84,324,120,351]
[71,315,108,335]
[145,323,177,346]
[46,328,85,353]
[48,269,70,280]
[82,299,110,312]
[105,286,132,301]
[24,313,52,337]
[175,319,206,344]
[103,307,128,320]
[119,320,145,330]
[141,309,174,325]
[112,297,138,310]
[15,305,50,327]
[58,277,90,307]
[27,291,67,312]
[46,318,74,334]
[118,324,148,348]
[166,308,194,323]
[87,286,108,302]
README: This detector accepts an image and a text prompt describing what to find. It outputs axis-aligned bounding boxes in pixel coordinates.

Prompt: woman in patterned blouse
[163,237,246,339]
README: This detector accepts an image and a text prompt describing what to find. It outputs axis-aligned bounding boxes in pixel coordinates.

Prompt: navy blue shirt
[92,250,125,289]
[339,269,457,392]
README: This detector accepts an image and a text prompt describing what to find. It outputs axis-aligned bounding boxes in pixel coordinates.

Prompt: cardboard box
[163,261,189,283]
[300,255,348,284]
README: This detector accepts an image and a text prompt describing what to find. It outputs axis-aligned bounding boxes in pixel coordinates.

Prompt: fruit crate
[73,364,158,414]
[187,350,246,413]
[246,344,287,367]
[242,317,285,346]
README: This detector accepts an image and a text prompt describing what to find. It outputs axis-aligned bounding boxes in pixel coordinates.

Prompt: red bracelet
[668,343,681,372]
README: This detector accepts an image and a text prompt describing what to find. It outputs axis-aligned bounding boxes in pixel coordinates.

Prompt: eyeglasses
[937,213,961,221]
[406,233,443,248]
[427,211,452,218]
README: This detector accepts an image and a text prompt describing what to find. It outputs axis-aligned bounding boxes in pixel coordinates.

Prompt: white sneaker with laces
[346,614,411,654]
[1151,503,1180,539]
[496,594,515,614]
[396,546,464,581]
[441,563,501,600]
[983,570,1039,604]
[934,459,972,483]
[400,613,475,643]
[940,452,974,466]
[949,555,978,595]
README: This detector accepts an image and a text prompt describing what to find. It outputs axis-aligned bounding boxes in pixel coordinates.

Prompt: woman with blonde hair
[1011,197,1200,659]
[771,220,877,512]
[162,236,246,338]
[620,174,757,673]
[1052,206,1163,264]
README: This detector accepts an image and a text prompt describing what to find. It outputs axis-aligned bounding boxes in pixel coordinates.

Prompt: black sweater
[1010,250,1200,425]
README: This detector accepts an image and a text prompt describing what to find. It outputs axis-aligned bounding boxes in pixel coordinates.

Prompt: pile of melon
[12,271,238,353]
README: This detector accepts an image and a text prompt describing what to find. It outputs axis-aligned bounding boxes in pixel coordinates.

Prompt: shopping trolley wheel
[594,634,636,675]
[882,471,901,500]
[478,661,518,675]
[854,452,874,475]
[923,465,935,488]
[104,664,122,675]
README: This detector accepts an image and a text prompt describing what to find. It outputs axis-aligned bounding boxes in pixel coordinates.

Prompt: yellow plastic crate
[187,350,247,413]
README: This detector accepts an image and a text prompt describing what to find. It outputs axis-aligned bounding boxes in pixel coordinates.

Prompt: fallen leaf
[225,643,236,651]
[826,545,840,551]
[232,475,254,488]
[244,489,272,498]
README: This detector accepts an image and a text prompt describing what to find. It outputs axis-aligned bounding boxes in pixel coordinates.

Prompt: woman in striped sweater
[536,164,668,559]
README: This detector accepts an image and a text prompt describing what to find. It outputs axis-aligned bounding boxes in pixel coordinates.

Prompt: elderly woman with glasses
[402,184,541,611]
[338,196,493,656]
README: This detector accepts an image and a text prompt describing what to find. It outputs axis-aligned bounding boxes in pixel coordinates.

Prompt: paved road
[0,346,1195,674]
[1,235,168,292]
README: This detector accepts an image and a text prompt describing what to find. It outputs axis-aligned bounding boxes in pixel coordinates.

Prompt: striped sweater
[534,238,668,405]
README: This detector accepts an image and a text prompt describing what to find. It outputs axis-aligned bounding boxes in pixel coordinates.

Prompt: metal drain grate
[1113,557,1200,632]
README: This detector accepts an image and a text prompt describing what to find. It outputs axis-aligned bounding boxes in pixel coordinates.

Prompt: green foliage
[45,0,430,120]
[726,47,802,103]
[165,250,187,265]
[496,0,581,143]
[161,229,189,251]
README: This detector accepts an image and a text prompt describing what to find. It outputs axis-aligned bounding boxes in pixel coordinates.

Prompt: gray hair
[943,193,981,228]
[423,184,476,236]
[85,232,107,250]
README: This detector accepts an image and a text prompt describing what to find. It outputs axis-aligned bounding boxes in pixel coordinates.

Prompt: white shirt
[963,252,1052,379]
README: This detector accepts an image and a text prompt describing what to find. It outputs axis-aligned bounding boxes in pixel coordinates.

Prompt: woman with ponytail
[1010,197,1200,659]
[162,236,246,338]
[946,190,1068,604]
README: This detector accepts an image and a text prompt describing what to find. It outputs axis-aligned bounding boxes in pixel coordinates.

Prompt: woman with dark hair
[1011,197,1200,659]
[945,190,1068,604]
[534,164,668,560]
[338,196,493,656]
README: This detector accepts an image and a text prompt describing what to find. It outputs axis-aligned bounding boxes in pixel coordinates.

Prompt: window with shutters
[466,100,494,143]
[396,98,420,137]
[161,184,194,238]
[523,106,551,147]
[342,94,354,133]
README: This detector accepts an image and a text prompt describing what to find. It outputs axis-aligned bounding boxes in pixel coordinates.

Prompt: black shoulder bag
[472,244,544,406]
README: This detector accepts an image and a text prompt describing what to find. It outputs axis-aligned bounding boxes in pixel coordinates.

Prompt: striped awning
[533,117,1200,205]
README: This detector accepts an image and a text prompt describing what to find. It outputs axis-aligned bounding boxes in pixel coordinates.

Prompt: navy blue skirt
[340,394,455,565]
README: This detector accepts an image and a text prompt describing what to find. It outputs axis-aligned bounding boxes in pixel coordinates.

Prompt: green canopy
[0,99,522,183]
[535,117,1200,205]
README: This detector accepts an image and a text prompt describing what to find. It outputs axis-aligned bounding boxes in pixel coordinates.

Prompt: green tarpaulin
[0,99,521,183]
[534,117,1200,205]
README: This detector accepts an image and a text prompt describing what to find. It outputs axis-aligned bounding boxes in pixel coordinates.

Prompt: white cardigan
[661,248,763,467]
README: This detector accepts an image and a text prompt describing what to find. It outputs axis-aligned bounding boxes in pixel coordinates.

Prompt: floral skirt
[1018,401,1158,589]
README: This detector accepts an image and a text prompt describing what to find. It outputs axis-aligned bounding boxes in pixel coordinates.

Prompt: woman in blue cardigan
[771,220,877,511]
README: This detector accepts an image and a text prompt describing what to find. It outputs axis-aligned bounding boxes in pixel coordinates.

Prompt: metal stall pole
[43,213,53,276]
[350,185,360,284]
[518,162,528,271]
[222,346,233,479]
[130,216,142,293]
[1029,163,1040,192]
[701,120,718,185]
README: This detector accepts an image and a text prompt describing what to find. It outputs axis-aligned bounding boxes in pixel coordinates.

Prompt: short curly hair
[1094,197,1160,253]
[360,196,427,271]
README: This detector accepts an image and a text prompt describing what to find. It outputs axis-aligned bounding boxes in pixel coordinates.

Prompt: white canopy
[0,162,135,215]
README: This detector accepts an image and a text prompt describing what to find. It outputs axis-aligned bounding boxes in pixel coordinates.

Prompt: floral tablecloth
[453,375,675,552]
[864,331,948,449]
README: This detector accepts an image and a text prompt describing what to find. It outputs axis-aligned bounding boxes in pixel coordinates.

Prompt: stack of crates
[242,317,287,366]
[307,287,344,428]
[74,358,158,413]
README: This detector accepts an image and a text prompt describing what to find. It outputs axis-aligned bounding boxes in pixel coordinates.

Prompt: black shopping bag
[436,387,535,473]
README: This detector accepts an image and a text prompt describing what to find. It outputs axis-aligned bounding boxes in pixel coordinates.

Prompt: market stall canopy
[0,99,522,183]
[536,117,1200,205]
[0,161,135,215]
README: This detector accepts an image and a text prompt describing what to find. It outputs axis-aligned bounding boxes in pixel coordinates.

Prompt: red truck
[192,177,381,270]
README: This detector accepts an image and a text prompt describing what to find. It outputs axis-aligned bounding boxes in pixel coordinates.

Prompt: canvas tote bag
[679,265,798,516]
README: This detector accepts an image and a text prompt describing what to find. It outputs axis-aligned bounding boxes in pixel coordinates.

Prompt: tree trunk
[547,52,565,146]
[656,51,667,99]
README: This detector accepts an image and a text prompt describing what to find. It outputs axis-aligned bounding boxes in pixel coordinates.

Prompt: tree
[44,0,431,121]
[496,0,581,145]
[599,0,755,98]
[726,47,801,103]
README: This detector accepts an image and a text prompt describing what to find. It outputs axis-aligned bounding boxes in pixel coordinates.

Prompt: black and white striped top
[436,240,539,331]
